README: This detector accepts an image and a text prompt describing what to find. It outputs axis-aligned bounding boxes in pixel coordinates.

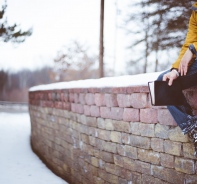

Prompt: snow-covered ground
[0,112,68,184]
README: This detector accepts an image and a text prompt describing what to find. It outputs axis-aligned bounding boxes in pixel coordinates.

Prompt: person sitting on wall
[157,2,197,156]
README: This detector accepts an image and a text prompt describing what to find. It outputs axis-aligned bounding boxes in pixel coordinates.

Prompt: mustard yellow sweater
[172,3,197,69]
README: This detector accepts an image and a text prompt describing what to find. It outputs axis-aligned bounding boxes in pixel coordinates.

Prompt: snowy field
[0,112,68,184]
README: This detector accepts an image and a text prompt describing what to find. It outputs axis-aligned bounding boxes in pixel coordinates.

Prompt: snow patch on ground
[0,112,68,184]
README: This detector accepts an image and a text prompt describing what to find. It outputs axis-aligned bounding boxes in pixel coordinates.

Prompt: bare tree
[53,41,98,81]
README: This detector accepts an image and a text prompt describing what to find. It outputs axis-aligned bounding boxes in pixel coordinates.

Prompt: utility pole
[113,0,118,76]
[99,0,104,78]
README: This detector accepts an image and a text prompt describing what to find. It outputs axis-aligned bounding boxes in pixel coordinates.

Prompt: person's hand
[178,48,193,76]
[163,70,178,86]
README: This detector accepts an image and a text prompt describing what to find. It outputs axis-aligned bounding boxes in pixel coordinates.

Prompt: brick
[118,178,128,184]
[139,123,155,137]
[108,173,119,184]
[89,136,96,146]
[90,105,100,117]
[123,157,136,171]
[96,138,104,150]
[103,141,117,153]
[132,172,142,184]
[135,161,151,175]
[77,114,85,125]
[119,168,132,180]
[98,118,105,129]
[130,93,148,108]
[94,149,100,158]
[94,177,105,184]
[105,119,114,130]
[142,174,166,184]
[152,165,184,183]
[101,151,114,163]
[168,126,189,142]
[84,105,91,116]
[95,93,105,106]
[98,129,111,141]
[112,87,127,94]
[175,157,195,174]
[81,134,90,144]
[86,117,97,127]
[158,109,177,126]
[117,94,131,107]
[130,122,140,135]
[85,93,95,105]
[76,104,84,114]
[124,145,138,159]
[79,93,86,104]
[138,149,160,165]
[110,107,124,121]
[91,157,99,167]
[69,93,74,102]
[83,144,94,156]
[89,127,97,137]
[151,138,164,152]
[98,169,108,181]
[62,102,71,110]
[55,101,63,109]
[160,153,174,168]
[105,94,118,107]
[47,92,52,100]
[105,163,120,175]
[100,107,111,119]
[117,145,137,159]
[183,143,196,159]
[123,108,139,122]
[62,110,70,119]
[140,109,158,123]
[99,159,105,169]
[113,120,130,133]
[164,140,182,156]
[117,145,126,156]
[110,131,122,143]
[81,176,90,184]
[130,135,150,149]
[155,124,169,139]
[184,175,197,184]
[62,163,70,173]
[114,154,124,167]
[121,133,130,145]
[73,93,79,103]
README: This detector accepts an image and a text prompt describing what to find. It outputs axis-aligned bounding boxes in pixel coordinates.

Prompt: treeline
[0,41,100,103]
[0,67,53,102]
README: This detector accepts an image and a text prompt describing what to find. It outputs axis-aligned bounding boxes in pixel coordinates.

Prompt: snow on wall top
[29,71,163,92]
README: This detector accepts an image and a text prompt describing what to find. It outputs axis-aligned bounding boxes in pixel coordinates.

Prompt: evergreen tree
[0,1,32,43]
[125,0,194,73]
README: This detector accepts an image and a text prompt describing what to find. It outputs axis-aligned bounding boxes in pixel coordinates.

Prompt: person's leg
[178,60,197,133]
[157,61,197,156]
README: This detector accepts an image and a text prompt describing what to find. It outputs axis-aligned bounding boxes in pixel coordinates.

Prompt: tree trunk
[99,0,104,78]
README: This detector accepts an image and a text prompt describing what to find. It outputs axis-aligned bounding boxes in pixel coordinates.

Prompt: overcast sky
[0,0,130,73]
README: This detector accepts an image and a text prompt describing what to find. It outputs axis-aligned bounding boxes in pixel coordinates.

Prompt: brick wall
[29,86,197,184]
